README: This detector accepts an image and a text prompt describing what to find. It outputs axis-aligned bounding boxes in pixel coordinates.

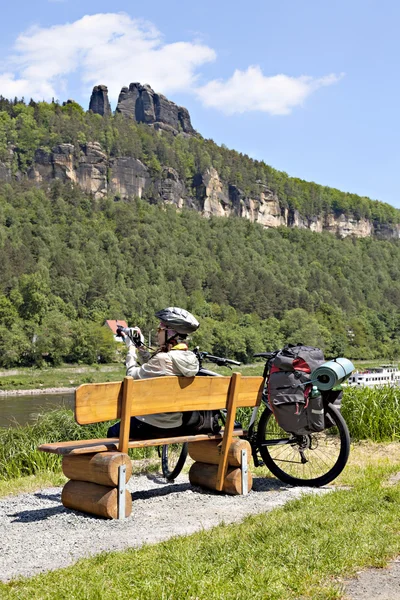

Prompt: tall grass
[1,384,399,481]
[342,385,400,441]
[0,410,111,480]
[0,409,160,481]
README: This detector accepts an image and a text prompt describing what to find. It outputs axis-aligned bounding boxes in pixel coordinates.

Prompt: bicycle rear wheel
[161,443,188,481]
[256,404,350,487]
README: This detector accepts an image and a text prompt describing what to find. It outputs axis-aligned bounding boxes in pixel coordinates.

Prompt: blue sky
[1,0,399,207]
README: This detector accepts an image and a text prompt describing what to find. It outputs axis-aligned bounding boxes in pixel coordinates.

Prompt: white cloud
[0,14,342,116]
[0,72,54,99]
[196,66,344,115]
[1,13,216,102]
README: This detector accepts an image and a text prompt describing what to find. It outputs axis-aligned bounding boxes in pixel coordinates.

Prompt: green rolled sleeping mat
[311,358,355,391]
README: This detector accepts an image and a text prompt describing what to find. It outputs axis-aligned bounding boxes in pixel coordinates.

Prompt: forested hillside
[0,97,399,226]
[1,178,400,367]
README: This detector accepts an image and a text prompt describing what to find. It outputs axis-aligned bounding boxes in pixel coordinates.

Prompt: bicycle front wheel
[161,443,188,481]
[256,404,350,487]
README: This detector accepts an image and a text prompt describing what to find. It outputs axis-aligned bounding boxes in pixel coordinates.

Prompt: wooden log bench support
[38,373,264,519]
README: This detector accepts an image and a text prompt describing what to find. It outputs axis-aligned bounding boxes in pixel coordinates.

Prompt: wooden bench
[39,372,264,519]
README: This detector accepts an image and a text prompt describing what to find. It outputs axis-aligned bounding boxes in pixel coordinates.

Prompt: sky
[0,0,399,207]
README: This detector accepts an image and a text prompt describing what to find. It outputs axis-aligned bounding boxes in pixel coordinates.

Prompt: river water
[0,392,75,428]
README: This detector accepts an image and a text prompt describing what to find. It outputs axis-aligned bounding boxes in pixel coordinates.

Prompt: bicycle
[161,350,351,486]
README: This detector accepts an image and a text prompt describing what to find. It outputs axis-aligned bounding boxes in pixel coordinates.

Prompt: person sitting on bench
[107,306,200,440]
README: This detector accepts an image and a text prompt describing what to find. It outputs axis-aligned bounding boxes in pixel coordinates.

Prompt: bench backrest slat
[75,375,263,425]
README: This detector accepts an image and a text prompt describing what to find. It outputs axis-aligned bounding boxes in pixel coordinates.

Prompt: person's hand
[125,327,145,348]
[116,326,126,339]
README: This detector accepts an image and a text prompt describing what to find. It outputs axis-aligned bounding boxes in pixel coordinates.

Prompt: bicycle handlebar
[203,353,241,366]
[194,348,241,367]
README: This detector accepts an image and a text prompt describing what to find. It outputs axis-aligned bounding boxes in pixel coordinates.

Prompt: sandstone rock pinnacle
[116,82,196,135]
[89,85,112,117]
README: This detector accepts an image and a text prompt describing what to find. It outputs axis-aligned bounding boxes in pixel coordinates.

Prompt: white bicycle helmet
[155,307,199,335]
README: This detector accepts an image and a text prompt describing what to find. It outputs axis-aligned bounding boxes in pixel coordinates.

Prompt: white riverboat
[347,365,400,387]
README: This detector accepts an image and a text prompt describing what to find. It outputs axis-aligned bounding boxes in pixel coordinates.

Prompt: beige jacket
[125,345,199,428]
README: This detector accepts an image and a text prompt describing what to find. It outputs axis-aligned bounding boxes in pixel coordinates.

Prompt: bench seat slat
[38,429,246,456]
[38,438,120,455]
[128,429,245,448]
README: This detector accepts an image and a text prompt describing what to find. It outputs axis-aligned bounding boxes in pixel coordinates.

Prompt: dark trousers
[107,417,188,440]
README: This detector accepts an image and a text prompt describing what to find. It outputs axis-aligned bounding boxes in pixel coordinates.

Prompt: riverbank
[0,387,75,397]
[0,363,263,393]
[0,363,126,393]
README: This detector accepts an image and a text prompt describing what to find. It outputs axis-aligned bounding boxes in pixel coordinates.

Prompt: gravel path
[1,475,398,599]
[344,558,400,600]
[0,474,331,582]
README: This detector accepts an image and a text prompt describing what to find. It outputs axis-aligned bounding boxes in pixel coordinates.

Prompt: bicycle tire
[161,443,188,481]
[256,403,350,487]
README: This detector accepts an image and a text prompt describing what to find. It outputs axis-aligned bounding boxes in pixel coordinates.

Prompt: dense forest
[1,177,400,367]
[1,97,400,367]
[0,96,399,224]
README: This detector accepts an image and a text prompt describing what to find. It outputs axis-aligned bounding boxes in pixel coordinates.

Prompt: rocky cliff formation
[0,83,398,239]
[89,85,112,117]
[116,82,195,135]
[11,145,395,238]
[88,82,195,135]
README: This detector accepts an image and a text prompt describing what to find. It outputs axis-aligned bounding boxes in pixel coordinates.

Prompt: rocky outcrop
[116,83,141,119]
[27,145,394,237]
[0,147,14,182]
[28,143,108,198]
[77,143,108,196]
[158,167,185,207]
[1,75,398,239]
[29,144,76,184]
[194,168,229,217]
[8,142,398,237]
[116,83,196,135]
[191,168,395,238]
[324,214,373,237]
[89,85,111,117]
[108,157,150,199]
[229,183,288,228]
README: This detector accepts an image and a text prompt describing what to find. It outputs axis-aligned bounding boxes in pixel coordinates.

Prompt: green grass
[0,454,399,599]
[1,362,399,598]
[0,471,68,497]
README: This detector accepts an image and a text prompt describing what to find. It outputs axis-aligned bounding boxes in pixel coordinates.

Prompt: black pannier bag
[266,344,327,435]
